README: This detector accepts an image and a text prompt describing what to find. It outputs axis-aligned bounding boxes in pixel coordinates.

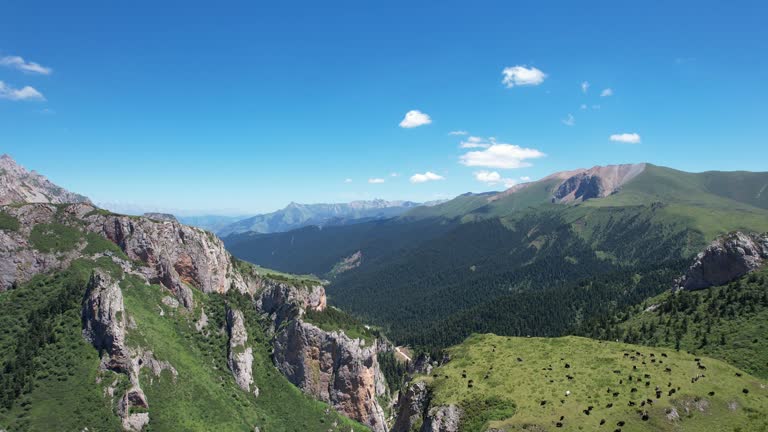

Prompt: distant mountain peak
[0,154,91,206]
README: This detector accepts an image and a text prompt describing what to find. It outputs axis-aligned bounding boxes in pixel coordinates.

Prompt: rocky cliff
[226,308,257,396]
[82,269,177,432]
[0,202,251,307]
[677,231,768,290]
[0,154,90,205]
[273,318,388,432]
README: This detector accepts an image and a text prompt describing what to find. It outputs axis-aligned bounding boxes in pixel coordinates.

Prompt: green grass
[120,275,369,431]
[0,211,20,232]
[419,333,768,432]
[29,223,84,253]
[304,306,375,344]
[82,232,128,258]
[0,259,122,431]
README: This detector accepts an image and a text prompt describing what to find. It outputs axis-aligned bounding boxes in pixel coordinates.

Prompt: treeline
[326,206,695,352]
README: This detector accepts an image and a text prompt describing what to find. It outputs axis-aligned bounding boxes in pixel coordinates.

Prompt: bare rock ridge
[226,308,257,396]
[677,231,768,290]
[489,163,646,203]
[0,154,90,205]
[82,269,177,432]
[0,202,251,308]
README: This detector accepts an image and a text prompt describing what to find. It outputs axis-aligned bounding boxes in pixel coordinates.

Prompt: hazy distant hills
[215,199,440,237]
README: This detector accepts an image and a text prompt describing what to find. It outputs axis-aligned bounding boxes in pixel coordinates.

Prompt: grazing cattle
[556,422,563,428]
[606,403,613,408]
[709,391,715,396]
[560,416,565,421]
[565,363,571,369]
[736,372,743,377]
[743,389,750,394]
[665,367,672,373]
[668,389,675,396]
[633,365,637,370]
[646,381,650,386]
[517,357,523,362]
[583,409,591,415]
[567,375,574,380]
[628,401,636,406]
[656,390,662,398]
[600,419,606,425]
[695,358,701,362]
[617,421,626,426]
[541,401,547,406]
[642,413,649,421]
[661,353,667,357]
[613,392,620,397]
[631,388,638,393]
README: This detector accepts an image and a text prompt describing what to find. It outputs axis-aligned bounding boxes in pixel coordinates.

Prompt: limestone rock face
[226,308,256,395]
[82,270,131,372]
[0,202,252,306]
[0,154,91,205]
[552,163,646,203]
[257,280,326,328]
[677,232,768,290]
[392,381,430,432]
[81,269,177,432]
[272,319,388,432]
[421,405,462,432]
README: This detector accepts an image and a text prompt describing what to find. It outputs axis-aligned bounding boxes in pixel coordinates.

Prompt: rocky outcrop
[273,319,388,432]
[551,163,646,203]
[421,405,462,432]
[82,270,132,371]
[142,212,178,222]
[392,381,430,432]
[226,308,257,396]
[677,232,768,290]
[0,201,253,305]
[257,280,326,328]
[0,154,91,205]
[82,269,177,431]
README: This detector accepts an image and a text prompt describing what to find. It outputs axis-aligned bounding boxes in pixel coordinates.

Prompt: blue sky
[1,0,766,214]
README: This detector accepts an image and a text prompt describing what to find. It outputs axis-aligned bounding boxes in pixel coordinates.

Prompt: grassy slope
[421,334,768,432]
[121,276,368,432]
[0,229,368,431]
[605,267,768,380]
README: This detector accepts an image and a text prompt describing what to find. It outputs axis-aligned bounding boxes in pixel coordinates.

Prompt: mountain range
[1,155,768,432]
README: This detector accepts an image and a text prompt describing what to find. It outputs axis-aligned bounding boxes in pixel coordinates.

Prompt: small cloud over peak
[399,110,432,128]
[474,171,525,188]
[581,81,590,93]
[368,178,386,184]
[460,142,545,169]
[562,113,575,126]
[0,55,52,75]
[600,88,613,97]
[0,81,45,101]
[448,130,468,136]
[610,133,641,144]
[501,65,546,88]
[410,171,445,183]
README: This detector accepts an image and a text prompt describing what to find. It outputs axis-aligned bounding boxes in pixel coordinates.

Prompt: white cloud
[474,170,502,183]
[580,104,588,110]
[610,133,641,144]
[460,142,545,169]
[520,176,531,182]
[399,110,432,128]
[581,81,590,93]
[344,178,353,183]
[474,171,524,188]
[390,172,399,177]
[0,81,45,101]
[0,55,52,75]
[501,65,546,88]
[449,130,468,136]
[601,88,613,97]
[368,178,385,184]
[410,171,445,183]
[562,113,575,126]
[460,136,492,149]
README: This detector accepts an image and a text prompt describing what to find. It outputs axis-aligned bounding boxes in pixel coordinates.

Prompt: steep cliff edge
[82,269,177,432]
[677,231,768,290]
[226,308,257,396]
[273,318,388,432]
[0,154,91,205]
